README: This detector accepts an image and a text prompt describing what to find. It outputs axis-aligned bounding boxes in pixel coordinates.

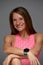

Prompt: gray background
[0,0,43,65]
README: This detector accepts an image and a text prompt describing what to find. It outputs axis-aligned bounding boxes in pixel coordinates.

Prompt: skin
[3,13,43,65]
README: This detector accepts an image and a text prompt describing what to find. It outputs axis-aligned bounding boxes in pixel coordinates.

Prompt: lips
[17,25,23,28]
[16,23,24,28]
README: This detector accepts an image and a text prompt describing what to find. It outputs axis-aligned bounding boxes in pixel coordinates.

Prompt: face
[12,13,26,32]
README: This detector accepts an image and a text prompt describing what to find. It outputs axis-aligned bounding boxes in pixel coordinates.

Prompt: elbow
[3,48,7,54]
[3,47,9,54]
[3,49,7,54]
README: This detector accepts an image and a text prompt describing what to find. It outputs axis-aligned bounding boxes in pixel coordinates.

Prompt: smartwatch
[24,48,29,56]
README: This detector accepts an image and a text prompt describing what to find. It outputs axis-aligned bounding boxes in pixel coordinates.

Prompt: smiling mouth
[17,23,24,28]
[17,26,23,28]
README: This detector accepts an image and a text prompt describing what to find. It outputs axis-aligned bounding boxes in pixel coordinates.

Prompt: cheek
[23,24,26,29]
[13,22,17,29]
[13,22,16,26]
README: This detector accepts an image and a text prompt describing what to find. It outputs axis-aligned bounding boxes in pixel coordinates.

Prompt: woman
[3,7,43,65]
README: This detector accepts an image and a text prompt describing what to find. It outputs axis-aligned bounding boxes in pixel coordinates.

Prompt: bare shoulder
[34,33,43,43]
[4,34,15,43]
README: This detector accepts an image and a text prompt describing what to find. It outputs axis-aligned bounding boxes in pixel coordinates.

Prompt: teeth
[16,23,24,28]
[17,25,23,27]
[18,26,22,27]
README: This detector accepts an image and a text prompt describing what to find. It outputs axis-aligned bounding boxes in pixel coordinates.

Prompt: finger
[29,61,32,65]
[35,58,41,65]
[33,60,37,65]
[31,60,37,65]
[33,57,41,65]
[30,58,39,65]
[29,59,36,65]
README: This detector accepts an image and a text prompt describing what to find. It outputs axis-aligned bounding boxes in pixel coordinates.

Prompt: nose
[16,20,20,25]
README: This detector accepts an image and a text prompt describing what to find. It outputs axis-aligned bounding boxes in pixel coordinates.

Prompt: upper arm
[36,33,43,48]
[40,33,43,47]
[3,35,12,50]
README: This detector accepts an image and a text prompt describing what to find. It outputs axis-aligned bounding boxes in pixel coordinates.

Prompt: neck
[19,30,30,38]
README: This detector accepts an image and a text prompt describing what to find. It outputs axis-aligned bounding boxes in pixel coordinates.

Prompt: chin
[18,29,23,32]
[17,28,24,32]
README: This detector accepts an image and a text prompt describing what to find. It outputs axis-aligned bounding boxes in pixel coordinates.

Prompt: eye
[13,19,16,21]
[19,18,23,20]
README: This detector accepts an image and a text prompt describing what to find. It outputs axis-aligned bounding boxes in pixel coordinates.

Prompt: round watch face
[24,48,29,52]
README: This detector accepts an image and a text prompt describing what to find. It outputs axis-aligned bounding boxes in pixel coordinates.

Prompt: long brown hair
[9,7,37,35]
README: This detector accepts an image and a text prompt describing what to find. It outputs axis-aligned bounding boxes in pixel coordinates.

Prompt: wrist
[27,50,35,57]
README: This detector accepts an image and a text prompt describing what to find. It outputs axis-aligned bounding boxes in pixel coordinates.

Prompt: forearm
[11,54,27,59]
[4,46,24,56]
[4,47,27,59]
[7,54,26,59]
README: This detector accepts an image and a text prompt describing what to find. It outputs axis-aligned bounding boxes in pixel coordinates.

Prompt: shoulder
[4,34,16,43]
[34,33,43,43]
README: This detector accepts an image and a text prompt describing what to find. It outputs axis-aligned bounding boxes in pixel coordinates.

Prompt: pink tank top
[14,34,35,49]
[14,34,39,65]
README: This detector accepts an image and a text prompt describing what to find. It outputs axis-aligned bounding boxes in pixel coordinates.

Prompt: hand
[3,54,14,65]
[27,51,41,65]
[3,54,21,65]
